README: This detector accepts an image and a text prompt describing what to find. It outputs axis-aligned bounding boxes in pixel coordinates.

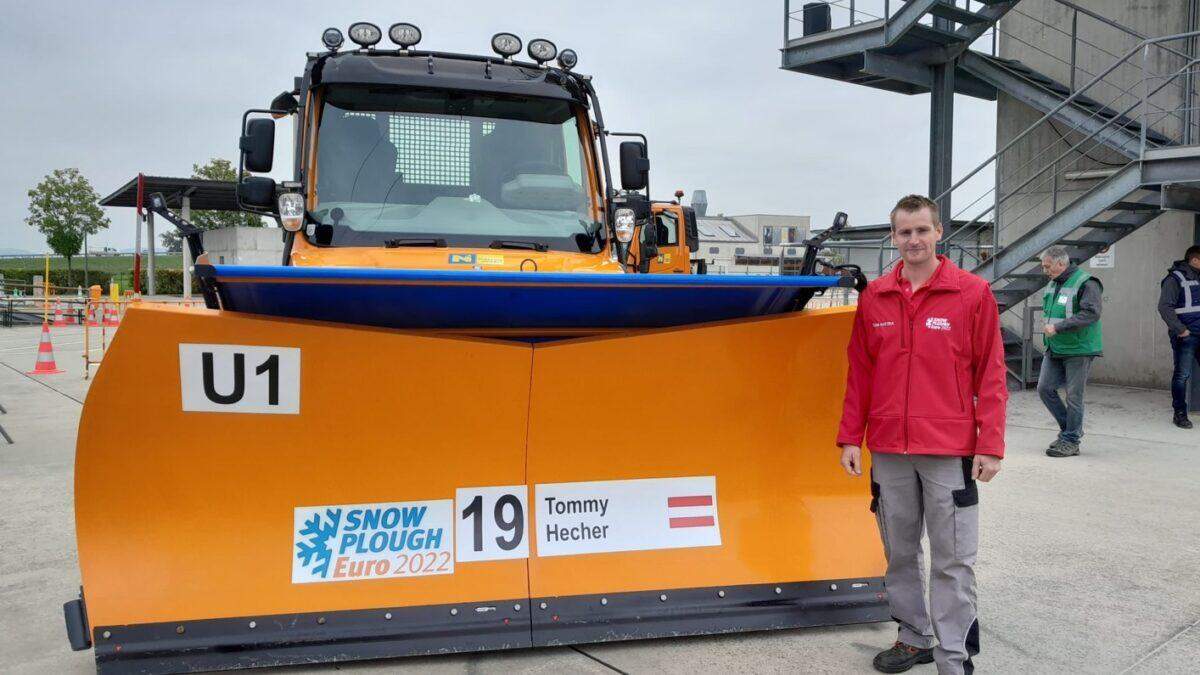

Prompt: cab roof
[307,51,589,105]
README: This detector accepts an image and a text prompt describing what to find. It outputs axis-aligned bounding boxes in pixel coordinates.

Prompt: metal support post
[133,209,142,295]
[147,211,157,296]
[1069,10,1078,93]
[784,0,790,43]
[181,196,193,301]
[1141,45,1150,157]
[930,61,956,227]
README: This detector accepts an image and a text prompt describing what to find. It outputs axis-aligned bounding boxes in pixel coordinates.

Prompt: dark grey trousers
[1037,354,1095,444]
[871,453,981,675]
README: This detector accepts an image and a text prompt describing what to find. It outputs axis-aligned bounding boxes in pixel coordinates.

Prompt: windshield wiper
[385,237,447,248]
[490,239,549,252]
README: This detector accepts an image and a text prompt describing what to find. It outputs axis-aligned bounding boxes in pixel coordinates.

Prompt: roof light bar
[348,22,382,48]
[388,23,421,49]
[321,27,344,51]
[491,32,522,59]
[557,48,578,70]
[527,39,557,64]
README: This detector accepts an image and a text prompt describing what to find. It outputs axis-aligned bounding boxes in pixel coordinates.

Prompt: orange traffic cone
[103,302,119,327]
[64,303,77,325]
[87,303,100,327]
[52,301,68,327]
[28,322,64,375]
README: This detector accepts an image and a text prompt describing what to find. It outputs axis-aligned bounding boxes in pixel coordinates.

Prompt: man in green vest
[1037,246,1104,457]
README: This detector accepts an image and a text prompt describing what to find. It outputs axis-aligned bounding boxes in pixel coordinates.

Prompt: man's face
[1189,256,1200,272]
[891,207,942,266]
[1041,256,1068,278]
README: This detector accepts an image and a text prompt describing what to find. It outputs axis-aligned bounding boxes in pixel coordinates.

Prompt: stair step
[928,1,991,25]
[1109,201,1160,212]
[912,24,970,45]
[1081,220,1134,230]
[1006,273,1046,280]
[1057,239,1109,247]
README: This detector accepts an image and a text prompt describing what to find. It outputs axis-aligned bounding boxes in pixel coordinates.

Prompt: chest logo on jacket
[925,317,952,331]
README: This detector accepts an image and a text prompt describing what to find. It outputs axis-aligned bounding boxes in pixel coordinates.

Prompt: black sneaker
[1174,412,1193,429]
[1046,441,1080,457]
[873,641,934,673]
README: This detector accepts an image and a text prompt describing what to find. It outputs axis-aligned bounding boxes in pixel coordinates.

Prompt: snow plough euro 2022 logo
[292,500,455,584]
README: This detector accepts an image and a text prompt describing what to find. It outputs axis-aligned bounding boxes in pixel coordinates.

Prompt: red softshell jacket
[836,256,1008,458]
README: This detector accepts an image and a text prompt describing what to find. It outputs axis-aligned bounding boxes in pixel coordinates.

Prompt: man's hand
[1181,328,1192,338]
[1043,323,1058,337]
[840,444,863,477]
[972,454,1001,482]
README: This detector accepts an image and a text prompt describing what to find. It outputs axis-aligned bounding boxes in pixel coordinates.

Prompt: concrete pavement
[0,321,1196,673]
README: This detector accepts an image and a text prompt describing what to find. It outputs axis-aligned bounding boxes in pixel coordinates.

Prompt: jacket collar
[1169,260,1200,280]
[1052,264,1078,284]
[876,254,961,294]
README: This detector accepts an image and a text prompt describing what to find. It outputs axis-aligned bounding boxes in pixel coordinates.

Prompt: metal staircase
[783,1,1200,388]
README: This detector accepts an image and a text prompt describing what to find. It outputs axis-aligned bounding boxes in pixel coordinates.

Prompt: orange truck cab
[233,31,699,276]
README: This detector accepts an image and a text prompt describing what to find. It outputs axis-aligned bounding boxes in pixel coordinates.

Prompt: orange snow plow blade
[69,303,885,673]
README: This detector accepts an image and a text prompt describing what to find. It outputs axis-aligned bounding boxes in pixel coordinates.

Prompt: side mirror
[238,177,277,209]
[682,207,700,252]
[241,118,276,173]
[641,217,659,259]
[619,141,648,192]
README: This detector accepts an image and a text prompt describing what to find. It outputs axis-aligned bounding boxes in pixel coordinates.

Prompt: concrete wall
[203,227,284,266]
[997,0,1200,387]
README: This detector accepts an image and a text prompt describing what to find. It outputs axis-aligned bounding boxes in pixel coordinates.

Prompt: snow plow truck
[63,21,886,673]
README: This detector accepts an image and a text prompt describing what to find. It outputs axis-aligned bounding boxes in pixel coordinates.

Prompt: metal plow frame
[70,304,886,673]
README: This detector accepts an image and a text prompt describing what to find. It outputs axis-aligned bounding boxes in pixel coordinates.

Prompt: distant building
[689,192,811,274]
[203,227,284,266]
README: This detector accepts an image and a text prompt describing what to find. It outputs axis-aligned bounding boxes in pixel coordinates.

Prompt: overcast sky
[0,0,996,253]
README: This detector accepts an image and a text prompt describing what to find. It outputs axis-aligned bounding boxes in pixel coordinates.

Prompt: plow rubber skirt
[93,580,886,674]
[73,304,886,672]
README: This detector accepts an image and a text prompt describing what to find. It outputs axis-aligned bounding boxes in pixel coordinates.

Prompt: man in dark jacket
[1037,246,1103,457]
[1158,245,1200,428]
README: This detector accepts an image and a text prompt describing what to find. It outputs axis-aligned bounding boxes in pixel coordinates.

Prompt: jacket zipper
[902,295,913,454]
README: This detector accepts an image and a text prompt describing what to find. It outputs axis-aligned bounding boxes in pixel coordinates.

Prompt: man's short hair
[1041,246,1070,266]
[890,194,941,230]
[1186,244,1200,263]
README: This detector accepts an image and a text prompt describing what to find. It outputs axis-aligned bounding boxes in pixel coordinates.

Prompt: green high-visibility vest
[1042,267,1103,355]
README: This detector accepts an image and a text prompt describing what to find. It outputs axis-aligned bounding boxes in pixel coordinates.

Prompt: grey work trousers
[871,453,980,675]
[1037,354,1095,444]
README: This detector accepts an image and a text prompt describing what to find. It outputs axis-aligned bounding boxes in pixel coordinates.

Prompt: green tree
[25,168,110,278]
[161,158,263,252]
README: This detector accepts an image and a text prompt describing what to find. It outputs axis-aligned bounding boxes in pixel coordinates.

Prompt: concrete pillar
[181,196,193,301]
[147,211,156,296]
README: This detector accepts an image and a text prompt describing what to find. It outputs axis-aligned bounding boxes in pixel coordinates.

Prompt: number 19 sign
[455,485,529,562]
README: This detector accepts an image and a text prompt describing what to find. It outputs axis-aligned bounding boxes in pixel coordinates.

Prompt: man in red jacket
[837,195,1007,675]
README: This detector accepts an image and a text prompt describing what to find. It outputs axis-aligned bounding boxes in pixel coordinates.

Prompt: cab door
[645,204,690,274]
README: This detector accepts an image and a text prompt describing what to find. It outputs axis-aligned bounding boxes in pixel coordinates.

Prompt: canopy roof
[100,176,240,212]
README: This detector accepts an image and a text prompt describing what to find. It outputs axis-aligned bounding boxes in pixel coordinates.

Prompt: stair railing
[931,33,1200,285]
[867,7,1197,278]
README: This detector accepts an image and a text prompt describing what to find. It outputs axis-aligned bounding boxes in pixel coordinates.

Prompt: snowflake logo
[296,508,342,578]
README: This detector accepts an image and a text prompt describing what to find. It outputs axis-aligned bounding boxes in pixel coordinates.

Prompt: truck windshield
[313,86,602,252]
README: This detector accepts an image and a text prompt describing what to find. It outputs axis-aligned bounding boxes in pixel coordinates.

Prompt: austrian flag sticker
[667,494,716,528]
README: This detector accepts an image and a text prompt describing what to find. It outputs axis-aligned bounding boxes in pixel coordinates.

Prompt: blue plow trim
[199,265,850,331]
